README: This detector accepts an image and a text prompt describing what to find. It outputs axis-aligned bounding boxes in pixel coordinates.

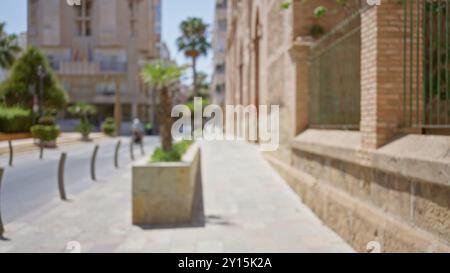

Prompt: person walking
[132,118,144,144]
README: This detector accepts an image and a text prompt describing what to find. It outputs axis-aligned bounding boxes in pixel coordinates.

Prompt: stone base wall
[265,130,450,253]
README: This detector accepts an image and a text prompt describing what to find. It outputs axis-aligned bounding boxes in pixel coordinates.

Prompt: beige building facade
[210,0,228,107]
[226,0,450,252]
[28,0,162,131]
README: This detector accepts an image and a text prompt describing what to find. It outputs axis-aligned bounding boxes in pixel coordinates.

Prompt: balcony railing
[54,61,127,75]
[99,61,127,73]
[59,61,100,75]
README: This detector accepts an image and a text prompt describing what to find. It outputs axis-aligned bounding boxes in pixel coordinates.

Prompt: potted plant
[30,115,60,148]
[68,102,97,142]
[101,117,116,137]
[132,61,201,226]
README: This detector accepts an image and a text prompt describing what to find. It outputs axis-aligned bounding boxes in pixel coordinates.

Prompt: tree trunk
[114,78,122,136]
[151,86,158,134]
[159,87,173,152]
[192,57,198,96]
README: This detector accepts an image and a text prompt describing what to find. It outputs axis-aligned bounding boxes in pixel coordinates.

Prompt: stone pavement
[0,140,354,253]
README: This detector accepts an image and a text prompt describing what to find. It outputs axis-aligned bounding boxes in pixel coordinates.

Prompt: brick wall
[229,0,450,253]
[361,1,407,149]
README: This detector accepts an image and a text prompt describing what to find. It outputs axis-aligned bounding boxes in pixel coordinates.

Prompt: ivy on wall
[280,0,366,38]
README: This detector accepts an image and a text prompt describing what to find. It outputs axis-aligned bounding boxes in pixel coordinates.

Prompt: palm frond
[176,17,211,58]
[68,102,97,116]
[141,61,187,89]
[0,22,22,69]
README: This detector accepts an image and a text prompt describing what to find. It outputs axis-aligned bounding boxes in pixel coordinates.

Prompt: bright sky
[0,0,215,80]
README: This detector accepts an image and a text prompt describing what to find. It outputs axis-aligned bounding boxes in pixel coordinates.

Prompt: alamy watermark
[66,0,81,6]
[172,98,280,152]
[65,241,82,253]
[366,0,381,6]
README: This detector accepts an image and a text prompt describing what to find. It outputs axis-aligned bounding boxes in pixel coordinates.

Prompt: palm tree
[195,72,211,97]
[176,17,211,96]
[141,61,186,151]
[0,22,21,69]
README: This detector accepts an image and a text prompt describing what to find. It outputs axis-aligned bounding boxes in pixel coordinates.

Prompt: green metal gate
[403,0,450,131]
[309,12,361,130]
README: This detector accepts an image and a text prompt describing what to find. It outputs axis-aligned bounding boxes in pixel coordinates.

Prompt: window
[215,63,226,74]
[77,21,83,36]
[75,0,93,37]
[218,19,227,32]
[46,55,60,70]
[216,39,226,53]
[96,81,116,96]
[216,84,225,94]
[94,52,127,72]
[85,21,91,36]
[217,0,227,9]
[85,0,93,17]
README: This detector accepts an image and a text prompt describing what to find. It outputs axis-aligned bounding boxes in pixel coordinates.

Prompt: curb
[0,134,109,156]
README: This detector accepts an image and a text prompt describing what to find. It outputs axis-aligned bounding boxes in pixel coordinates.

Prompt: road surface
[0,136,159,223]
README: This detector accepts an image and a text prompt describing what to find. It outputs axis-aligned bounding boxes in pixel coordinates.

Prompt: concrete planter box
[132,143,201,226]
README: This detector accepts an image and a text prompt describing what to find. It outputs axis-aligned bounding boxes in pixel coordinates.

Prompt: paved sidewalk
[0,141,354,253]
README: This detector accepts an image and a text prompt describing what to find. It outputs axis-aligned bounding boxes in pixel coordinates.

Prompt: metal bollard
[91,145,99,181]
[0,168,4,238]
[130,140,135,161]
[8,140,13,167]
[140,140,145,156]
[114,140,121,169]
[39,143,44,160]
[58,153,67,201]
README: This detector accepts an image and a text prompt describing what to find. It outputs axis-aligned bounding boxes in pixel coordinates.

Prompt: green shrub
[145,122,153,131]
[310,24,325,39]
[76,120,93,138]
[151,148,183,162]
[280,1,291,10]
[313,6,327,18]
[150,140,194,163]
[0,46,67,109]
[68,102,96,139]
[173,140,193,155]
[186,98,209,112]
[0,106,34,133]
[30,124,60,142]
[101,117,115,136]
